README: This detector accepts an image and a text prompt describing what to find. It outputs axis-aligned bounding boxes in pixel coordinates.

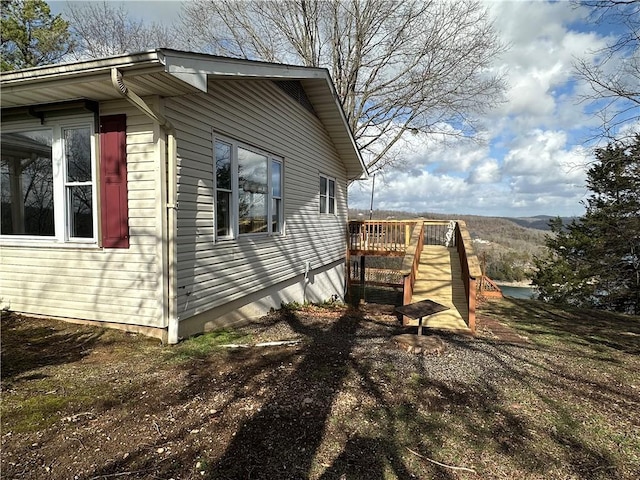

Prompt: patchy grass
[481,297,640,352]
[476,298,640,476]
[1,300,639,479]
[165,328,250,363]
[8,394,70,433]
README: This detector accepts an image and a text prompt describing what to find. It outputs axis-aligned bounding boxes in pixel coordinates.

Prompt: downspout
[110,68,179,344]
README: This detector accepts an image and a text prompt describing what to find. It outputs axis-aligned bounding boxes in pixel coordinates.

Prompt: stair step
[409,246,469,332]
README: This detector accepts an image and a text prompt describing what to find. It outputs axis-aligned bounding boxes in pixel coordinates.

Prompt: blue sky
[53,0,639,218]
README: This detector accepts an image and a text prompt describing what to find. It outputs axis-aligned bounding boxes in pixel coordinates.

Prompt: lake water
[499,285,537,299]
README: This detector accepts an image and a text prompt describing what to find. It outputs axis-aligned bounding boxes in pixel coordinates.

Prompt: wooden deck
[348,219,480,334]
[408,245,471,333]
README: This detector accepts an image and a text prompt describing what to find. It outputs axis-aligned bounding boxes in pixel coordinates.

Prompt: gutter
[1,50,163,83]
[110,68,179,344]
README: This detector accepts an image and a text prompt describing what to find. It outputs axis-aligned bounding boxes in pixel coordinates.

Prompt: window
[214,135,283,239]
[215,141,232,238]
[1,129,55,236]
[64,127,94,238]
[271,160,282,233]
[1,118,97,242]
[320,174,336,214]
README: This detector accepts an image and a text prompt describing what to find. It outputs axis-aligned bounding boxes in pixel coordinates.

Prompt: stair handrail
[454,220,482,332]
[400,220,425,305]
[479,275,503,298]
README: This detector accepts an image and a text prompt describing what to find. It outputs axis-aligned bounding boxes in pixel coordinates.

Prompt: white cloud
[485,2,608,132]
[500,129,589,215]
[503,130,569,176]
[486,0,584,44]
[358,171,483,214]
[468,159,502,184]
[618,119,640,141]
[350,123,591,217]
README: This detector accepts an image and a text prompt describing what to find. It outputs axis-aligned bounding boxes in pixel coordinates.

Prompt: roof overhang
[1,49,367,180]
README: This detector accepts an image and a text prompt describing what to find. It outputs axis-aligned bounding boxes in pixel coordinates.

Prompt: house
[0,49,367,343]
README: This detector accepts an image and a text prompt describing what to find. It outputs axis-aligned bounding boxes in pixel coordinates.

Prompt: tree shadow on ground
[482,298,640,354]
[317,435,414,480]
[345,339,542,479]
[208,307,362,479]
[78,306,369,480]
[7,304,638,479]
[1,312,103,382]
[435,331,632,479]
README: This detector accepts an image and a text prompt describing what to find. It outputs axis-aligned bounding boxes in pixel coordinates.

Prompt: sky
[52,0,639,218]
[348,0,638,218]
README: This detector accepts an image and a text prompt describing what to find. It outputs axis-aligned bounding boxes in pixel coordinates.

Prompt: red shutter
[99,115,129,248]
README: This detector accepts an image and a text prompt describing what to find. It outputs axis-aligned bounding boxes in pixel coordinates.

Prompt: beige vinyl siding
[0,100,166,327]
[167,79,348,319]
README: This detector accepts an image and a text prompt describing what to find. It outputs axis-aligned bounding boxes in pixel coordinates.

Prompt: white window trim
[319,173,336,215]
[213,133,284,241]
[271,158,283,235]
[213,137,235,240]
[0,115,98,245]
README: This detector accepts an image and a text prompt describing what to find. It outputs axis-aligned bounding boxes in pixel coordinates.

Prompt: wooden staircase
[348,219,481,334]
[407,245,471,333]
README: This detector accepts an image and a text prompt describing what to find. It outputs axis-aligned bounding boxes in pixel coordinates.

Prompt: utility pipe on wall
[110,68,179,344]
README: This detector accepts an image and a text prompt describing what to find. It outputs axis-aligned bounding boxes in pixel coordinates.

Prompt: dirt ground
[2,299,639,479]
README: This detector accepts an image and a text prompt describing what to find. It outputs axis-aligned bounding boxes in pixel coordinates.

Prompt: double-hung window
[214,135,283,240]
[1,117,97,243]
[64,126,94,239]
[319,174,336,214]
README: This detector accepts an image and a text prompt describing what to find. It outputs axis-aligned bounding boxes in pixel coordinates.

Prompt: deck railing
[423,220,457,246]
[478,275,503,298]
[348,220,414,255]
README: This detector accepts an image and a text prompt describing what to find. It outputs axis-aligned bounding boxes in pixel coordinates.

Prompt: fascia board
[160,50,327,92]
[0,51,164,85]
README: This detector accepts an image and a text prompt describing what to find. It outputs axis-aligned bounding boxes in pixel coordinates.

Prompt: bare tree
[572,0,640,140]
[65,1,181,59]
[180,0,506,173]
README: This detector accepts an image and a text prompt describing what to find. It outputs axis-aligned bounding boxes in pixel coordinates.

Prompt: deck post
[360,255,366,302]
[346,225,351,303]
[468,278,476,333]
[402,275,412,325]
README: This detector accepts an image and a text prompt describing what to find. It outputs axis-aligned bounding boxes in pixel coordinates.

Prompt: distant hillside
[349,209,555,282]
[349,209,575,232]
[505,215,577,231]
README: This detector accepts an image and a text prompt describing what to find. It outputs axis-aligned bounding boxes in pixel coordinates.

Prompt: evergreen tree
[534,135,640,314]
[1,0,74,71]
